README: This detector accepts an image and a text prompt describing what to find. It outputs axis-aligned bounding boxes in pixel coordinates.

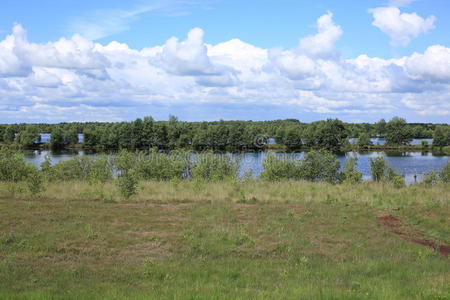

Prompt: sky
[1,0,450,123]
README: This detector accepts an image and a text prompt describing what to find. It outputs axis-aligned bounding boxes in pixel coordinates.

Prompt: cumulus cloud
[152,28,216,76]
[299,12,343,58]
[369,6,435,46]
[1,15,450,123]
[0,25,32,77]
[405,45,450,82]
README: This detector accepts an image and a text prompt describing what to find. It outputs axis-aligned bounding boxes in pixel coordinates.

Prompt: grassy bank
[1,181,449,299]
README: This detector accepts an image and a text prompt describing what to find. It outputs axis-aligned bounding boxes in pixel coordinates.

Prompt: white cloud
[369,6,435,46]
[405,45,450,82]
[152,28,216,76]
[299,12,343,58]
[1,15,450,122]
[0,25,32,77]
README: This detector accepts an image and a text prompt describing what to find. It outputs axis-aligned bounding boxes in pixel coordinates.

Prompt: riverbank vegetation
[1,116,449,151]
[1,147,449,200]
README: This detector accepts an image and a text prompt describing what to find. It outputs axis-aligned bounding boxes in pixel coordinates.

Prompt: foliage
[16,126,40,147]
[26,168,45,195]
[312,119,348,149]
[385,117,413,145]
[191,152,239,181]
[298,150,341,183]
[117,170,139,199]
[0,116,446,151]
[0,147,35,182]
[342,156,363,184]
[49,155,113,182]
[357,132,373,148]
[261,150,341,183]
[260,154,302,181]
[134,149,187,181]
[3,125,16,143]
[439,160,450,183]
[369,156,405,187]
[433,125,450,147]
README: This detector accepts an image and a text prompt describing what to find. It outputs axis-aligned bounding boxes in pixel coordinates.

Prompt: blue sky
[0,0,450,123]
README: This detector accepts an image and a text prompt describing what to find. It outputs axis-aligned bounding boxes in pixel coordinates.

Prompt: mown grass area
[0,181,449,299]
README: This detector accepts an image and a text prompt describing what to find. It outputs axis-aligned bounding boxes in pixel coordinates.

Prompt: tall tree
[385,117,413,145]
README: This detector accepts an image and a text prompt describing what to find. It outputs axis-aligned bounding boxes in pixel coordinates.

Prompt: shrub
[0,147,36,182]
[261,150,341,183]
[298,150,341,183]
[357,133,373,148]
[439,160,450,183]
[26,168,45,196]
[50,155,113,182]
[369,156,388,182]
[260,153,302,181]
[423,171,439,186]
[342,156,363,184]
[369,156,405,187]
[114,150,136,174]
[117,170,139,199]
[134,149,187,180]
[191,152,239,181]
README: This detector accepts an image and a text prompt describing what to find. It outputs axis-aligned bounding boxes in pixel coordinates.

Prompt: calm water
[23,149,449,185]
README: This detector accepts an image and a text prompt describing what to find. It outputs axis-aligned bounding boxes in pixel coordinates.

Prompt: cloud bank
[0,13,450,123]
[369,6,435,46]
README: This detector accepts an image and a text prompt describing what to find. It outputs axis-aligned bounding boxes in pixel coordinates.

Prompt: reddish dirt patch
[378,215,450,257]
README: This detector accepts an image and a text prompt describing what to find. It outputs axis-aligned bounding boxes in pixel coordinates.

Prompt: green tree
[375,119,387,137]
[357,132,373,148]
[342,157,363,184]
[17,126,40,147]
[432,125,450,147]
[385,117,413,145]
[50,127,65,149]
[3,125,17,143]
[65,128,79,145]
[314,119,348,149]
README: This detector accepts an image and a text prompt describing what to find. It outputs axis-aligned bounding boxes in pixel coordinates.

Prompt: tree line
[0,116,449,150]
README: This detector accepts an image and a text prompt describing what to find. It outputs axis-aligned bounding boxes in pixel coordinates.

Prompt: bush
[134,149,187,181]
[0,147,36,182]
[117,170,139,199]
[191,152,239,181]
[369,156,404,187]
[369,157,388,182]
[261,150,341,183]
[26,168,44,196]
[439,160,450,183]
[423,171,439,186]
[342,156,363,184]
[298,150,341,183]
[357,133,373,148]
[50,155,113,182]
[260,153,302,181]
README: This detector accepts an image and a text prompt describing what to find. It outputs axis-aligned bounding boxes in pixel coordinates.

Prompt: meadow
[0,148,449,299]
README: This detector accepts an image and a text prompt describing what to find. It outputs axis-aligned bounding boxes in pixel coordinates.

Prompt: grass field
[0,181,449,299]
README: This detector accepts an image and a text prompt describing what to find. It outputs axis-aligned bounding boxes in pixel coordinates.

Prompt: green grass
[0,181,449,299]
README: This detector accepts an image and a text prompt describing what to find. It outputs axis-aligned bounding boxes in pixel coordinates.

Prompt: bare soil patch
[378,215,450,257]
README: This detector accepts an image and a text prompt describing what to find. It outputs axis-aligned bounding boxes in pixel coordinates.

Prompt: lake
[23,149,449,185]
